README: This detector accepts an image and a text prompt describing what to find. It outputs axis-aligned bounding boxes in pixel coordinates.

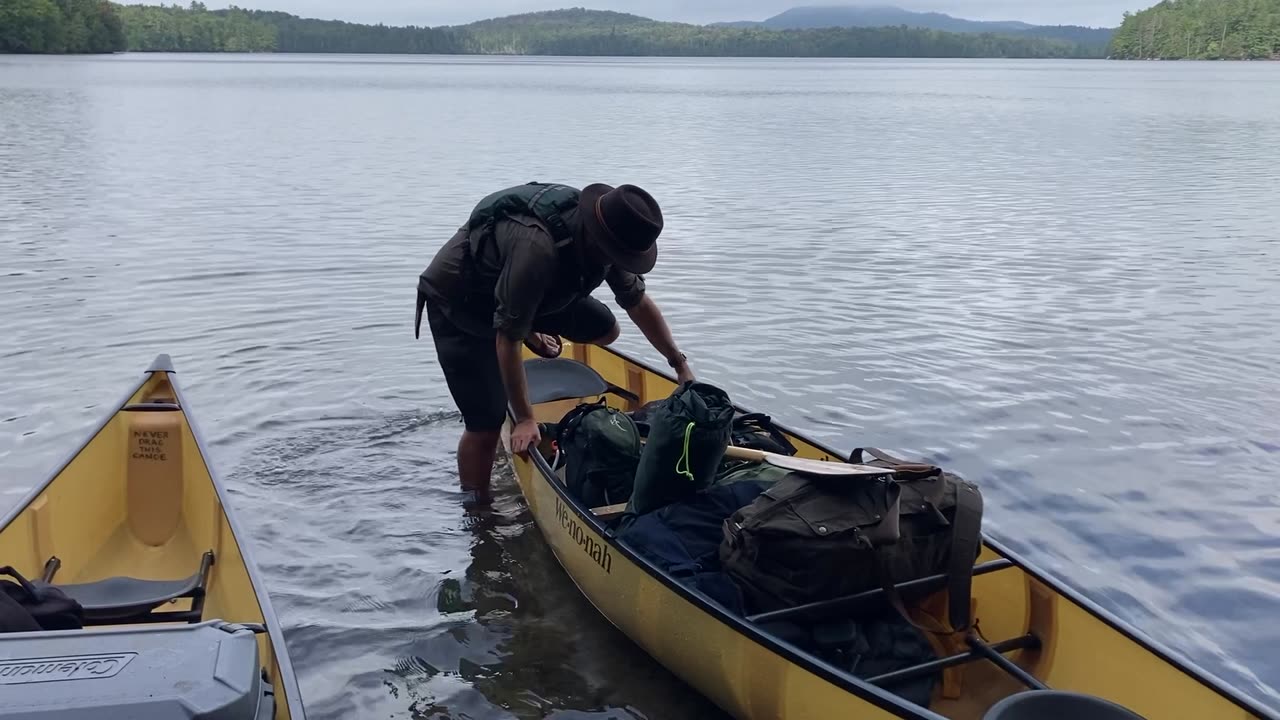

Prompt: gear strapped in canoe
[522,357,918,479]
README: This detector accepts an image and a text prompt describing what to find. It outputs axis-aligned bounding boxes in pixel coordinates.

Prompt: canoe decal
[0,653,136,685]
[130,428,171,462]
[555,496,612,574]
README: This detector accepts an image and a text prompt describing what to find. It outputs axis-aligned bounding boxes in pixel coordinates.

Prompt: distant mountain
[453,7,1106,58]
[714,5,1114,47]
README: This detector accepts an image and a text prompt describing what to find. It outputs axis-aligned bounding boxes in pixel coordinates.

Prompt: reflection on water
[1,54,1279,717]
[229,413,725,719]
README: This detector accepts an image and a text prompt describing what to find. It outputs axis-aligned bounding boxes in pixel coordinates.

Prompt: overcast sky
[205,0,1144,29]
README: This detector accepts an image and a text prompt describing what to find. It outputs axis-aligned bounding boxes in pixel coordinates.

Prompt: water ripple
[2,54,1278,718]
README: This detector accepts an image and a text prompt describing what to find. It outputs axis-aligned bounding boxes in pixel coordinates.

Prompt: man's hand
[510,418,541,457]
[675,359,696,385]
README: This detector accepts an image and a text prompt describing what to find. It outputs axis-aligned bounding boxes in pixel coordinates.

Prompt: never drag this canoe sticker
[556,497,612,574]
[131,428,170,461]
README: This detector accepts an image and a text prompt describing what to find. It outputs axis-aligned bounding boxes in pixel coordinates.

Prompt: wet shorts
[426,297,618,432]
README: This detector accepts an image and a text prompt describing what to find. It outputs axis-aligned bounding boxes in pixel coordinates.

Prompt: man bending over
[416,181,695,507]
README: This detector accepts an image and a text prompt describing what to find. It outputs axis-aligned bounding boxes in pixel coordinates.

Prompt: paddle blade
[766,454,893,477]
[723,445,890,477]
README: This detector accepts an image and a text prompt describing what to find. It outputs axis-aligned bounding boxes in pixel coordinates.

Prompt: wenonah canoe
[0,355,305,720]
[501,342,1276,720]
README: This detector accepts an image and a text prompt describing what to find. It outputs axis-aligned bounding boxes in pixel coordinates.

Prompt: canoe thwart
[966,631,1049,690]
[122,402,182,412]
[523,357,640,406]
[45,550,215,625]
[746,559,1015,625]
[866,632,1040,688]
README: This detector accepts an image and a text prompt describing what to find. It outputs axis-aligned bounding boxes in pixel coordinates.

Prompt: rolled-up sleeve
[492,222,557,340]
[606,266,647,310]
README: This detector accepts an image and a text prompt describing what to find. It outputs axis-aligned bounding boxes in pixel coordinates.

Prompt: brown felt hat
[580,183,662,275]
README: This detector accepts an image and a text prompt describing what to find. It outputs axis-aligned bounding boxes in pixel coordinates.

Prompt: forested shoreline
[1,0,126,53]
[4,3,1100,57]
[2,0,1276,59]
[1109,0,1279,59]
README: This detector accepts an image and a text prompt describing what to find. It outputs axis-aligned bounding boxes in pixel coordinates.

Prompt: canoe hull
[504,341,1275,720]
[0,355,305,720]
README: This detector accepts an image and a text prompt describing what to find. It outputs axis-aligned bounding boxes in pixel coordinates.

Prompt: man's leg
[534,296,620,347]
[426,303,509,506]
[457,428,500,503]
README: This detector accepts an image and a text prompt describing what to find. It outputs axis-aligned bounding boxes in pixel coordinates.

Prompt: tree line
[460,9,1102,57]
[2,2,1103,57]
[1,0,126,53]
[1108,0,1280,59]
[7,0,1274,59]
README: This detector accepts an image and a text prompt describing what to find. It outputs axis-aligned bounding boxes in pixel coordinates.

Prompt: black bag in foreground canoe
[1,565,84,633]
[556,400,643,507]
[720,450,983,634]
[625,381,735,517]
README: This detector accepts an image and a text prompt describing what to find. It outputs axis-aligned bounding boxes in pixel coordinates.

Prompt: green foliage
[457,9,1103,58]
[113,3,276,52]
[1109,0,1280,59]
[5,2,1181,59]
[107,3,460,53]
[1,0,125,52]
[234,9,461,53]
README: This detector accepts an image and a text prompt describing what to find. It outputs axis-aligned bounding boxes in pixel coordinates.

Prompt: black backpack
[1,565,84,633]
[720,449,983,634]
[556,400,643,508]
[731,413,797,457]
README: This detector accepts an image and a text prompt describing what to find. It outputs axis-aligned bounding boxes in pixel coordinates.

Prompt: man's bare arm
[496,333,542,455]
[625,294,694,381]
[496,334,533,422]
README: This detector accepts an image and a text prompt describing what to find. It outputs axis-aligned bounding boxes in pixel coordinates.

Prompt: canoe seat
[523,357,639,406]
[40,550,215,625]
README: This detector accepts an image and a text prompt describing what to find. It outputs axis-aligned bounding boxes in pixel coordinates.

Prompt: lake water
[2,53,1278,718]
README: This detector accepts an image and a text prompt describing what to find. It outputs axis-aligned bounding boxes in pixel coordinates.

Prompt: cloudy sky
[204,0,1144,29]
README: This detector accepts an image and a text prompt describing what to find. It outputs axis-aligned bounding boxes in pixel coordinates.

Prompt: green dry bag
[625,381,735,517]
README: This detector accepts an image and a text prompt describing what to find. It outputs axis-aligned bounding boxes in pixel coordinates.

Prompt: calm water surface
[2,54,1278,718]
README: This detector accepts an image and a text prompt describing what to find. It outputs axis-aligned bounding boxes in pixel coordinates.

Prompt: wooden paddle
[723,446,897,477]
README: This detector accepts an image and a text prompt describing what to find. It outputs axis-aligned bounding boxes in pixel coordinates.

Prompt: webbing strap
[947,482,984,632]
[526,183,576,246]
[856,446,984,634]
[873,551,951,636]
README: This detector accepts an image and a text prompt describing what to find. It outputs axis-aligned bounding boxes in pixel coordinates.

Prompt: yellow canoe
[503,342,1275,720]
[0,355,305,720]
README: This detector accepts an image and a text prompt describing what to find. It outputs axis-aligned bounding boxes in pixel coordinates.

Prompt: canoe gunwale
[512,344,1280,720]
[0,354,308,720]
[166,359,309,720]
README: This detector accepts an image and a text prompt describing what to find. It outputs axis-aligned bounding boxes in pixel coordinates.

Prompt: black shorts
[426,297,618,432]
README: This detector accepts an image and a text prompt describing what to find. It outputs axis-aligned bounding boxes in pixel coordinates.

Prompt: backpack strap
[850,446,937,476]
[855,449,984,635]
[946,481,983,632]
[734,413,798,455]
[555,399,606,449]
[525,183,577,247]
[873,551,952,636]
